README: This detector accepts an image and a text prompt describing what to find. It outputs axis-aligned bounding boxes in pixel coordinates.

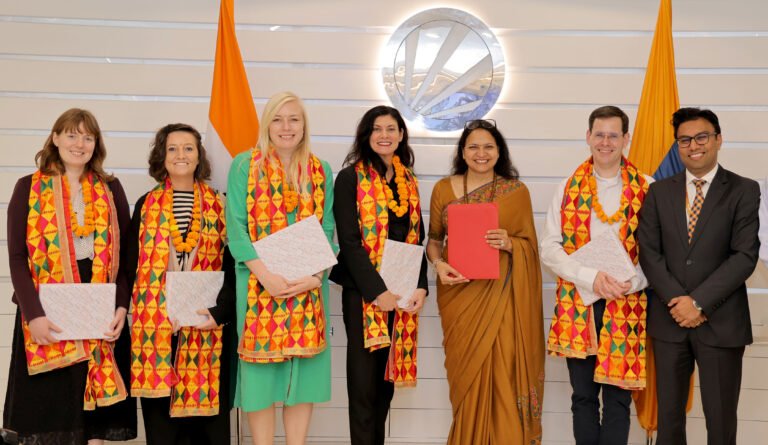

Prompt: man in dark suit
[638,107,760,445]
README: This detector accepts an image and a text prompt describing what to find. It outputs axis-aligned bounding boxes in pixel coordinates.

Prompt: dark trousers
[140,396,230,445]
[654,331,744,445]
[567,299,632,445]
[342,288,395,445]
[140,323,234,445]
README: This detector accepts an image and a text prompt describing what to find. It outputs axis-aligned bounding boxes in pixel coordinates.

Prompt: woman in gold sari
[426,119,545,444]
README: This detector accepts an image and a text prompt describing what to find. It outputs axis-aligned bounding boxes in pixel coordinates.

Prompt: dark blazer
[638,166,760,347]
[329,165,428,302]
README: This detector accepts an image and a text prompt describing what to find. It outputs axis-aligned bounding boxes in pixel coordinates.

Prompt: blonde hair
[256,91,312,194]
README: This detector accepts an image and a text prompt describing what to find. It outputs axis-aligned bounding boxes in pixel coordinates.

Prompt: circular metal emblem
[382,8,505,131]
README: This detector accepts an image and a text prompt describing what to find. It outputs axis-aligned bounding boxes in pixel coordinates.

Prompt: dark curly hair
[343,105,415,175]
[148,123,211,182]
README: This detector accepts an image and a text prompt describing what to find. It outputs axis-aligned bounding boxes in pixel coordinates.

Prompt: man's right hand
[593,271,631,300]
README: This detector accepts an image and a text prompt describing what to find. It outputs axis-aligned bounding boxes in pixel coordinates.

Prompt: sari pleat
[430,177,545,445]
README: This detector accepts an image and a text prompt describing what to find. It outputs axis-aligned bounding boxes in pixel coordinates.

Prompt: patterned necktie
[687,179,706,242]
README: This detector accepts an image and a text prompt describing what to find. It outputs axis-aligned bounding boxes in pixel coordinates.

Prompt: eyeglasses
[677,132,718,148]
[464,119,497,130]
[590,132,623,143]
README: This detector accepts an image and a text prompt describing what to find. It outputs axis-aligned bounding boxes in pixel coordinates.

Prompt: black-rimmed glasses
[464,119,497,130]
[677,132,718,148]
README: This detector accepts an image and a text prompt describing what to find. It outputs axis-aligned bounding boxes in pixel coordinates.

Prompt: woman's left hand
[485,229,511,251]
[276,275,322,299]
[194,309,219,331]
[104,307,128,342]
[403,288,427,314]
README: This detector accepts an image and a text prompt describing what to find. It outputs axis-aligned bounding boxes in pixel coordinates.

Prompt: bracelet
[430,257,445,267]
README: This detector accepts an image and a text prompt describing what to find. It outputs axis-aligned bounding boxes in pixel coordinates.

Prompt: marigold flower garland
[63,175,95,237]
[384,155,409,217]
[588,173,627,225]
[170,185,202,253]
[284,188,299,213]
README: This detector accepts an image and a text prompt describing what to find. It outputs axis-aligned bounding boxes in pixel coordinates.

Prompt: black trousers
[140,321,235,445]
[654,331,745,445]
[566,299,632,445]
[140,396,230,445]
[342,288,395,445]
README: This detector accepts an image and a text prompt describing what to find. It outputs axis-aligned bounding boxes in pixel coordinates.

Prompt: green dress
[226,150,336,412]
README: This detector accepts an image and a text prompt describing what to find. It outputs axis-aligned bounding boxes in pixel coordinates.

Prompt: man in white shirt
[541,106,652,445]
[638,108,759,445]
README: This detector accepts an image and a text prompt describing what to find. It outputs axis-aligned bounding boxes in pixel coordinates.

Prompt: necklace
[588,173,627,224]
[463,172,497,203]
[169,184,202,253]
[63,176,95,237]
[383,156,409,217]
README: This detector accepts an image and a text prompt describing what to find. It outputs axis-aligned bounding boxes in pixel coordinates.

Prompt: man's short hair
[671,107,721,138]
[588,105,629,134]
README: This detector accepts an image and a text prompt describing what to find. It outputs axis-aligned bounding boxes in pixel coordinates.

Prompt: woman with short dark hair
[124,122,235,444]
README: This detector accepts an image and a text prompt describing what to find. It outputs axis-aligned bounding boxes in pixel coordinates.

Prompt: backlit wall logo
[382,8,505,131]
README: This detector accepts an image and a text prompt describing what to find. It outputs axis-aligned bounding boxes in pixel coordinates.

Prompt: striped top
[173,190,195,269]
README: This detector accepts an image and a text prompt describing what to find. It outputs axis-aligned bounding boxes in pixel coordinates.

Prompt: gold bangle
[430,257,445,267]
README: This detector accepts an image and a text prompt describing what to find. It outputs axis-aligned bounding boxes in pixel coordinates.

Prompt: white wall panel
[6,21,768,70]
[1,0,767,443]
[4,1,768,31]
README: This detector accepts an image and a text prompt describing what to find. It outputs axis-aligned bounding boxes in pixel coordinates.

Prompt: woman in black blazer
[330,105,428,445]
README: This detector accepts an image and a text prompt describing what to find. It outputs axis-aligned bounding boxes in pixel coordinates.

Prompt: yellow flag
[629,1,695,438]
[627,0,680,175]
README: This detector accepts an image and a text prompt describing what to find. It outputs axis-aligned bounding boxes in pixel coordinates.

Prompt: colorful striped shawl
[547,158,649,388]
[26,171,126,409]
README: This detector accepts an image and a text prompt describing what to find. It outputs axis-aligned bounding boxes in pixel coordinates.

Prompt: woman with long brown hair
[3,108,137,444]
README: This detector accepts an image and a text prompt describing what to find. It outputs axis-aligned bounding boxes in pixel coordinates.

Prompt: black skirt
[2,259,137,444]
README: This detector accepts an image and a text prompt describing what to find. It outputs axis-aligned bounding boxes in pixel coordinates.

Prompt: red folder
[447,202,499,279]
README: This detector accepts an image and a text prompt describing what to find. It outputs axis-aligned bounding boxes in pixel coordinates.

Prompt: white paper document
[379,240,425,309]
[39,283,115,340]
[252,215,337,281]
[568,230,637,306]
[165,271,225,327]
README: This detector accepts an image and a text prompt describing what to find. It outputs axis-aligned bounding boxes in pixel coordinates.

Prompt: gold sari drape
[429,177,545,445]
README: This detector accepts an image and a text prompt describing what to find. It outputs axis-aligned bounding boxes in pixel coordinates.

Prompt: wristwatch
[692,299,703,312]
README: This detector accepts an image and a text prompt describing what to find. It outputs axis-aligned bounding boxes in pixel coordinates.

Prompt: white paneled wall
[1,1,767,444]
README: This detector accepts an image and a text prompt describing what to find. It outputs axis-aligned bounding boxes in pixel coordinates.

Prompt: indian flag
[205,0,259,191]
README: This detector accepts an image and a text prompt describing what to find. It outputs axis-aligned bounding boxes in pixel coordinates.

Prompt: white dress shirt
[540,168,653,297]
[758,177,768,265]
[684,165,719,226]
